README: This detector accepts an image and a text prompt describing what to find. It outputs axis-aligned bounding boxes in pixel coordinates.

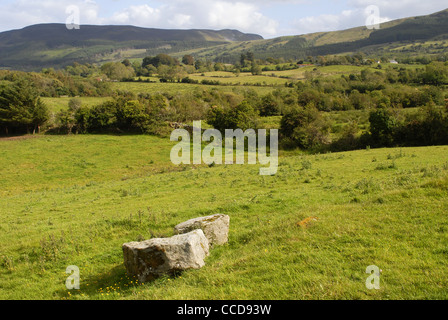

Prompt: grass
[41,97,111,114]
[0,135,176,196]
[189,65,366,84]
[0,134,447,300]
[189,72,290,86]
[109,81,281,96]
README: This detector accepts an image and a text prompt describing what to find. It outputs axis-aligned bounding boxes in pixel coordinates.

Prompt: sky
[0,0,447,38]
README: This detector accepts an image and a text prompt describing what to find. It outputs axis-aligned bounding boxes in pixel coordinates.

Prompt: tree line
[1,58,447,154]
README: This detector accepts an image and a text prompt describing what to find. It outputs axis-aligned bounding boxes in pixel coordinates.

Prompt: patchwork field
[1,135,447,300]
[109,81,280,96]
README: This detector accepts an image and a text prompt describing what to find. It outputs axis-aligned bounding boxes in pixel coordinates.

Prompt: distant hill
[0,24,263,70]
[182,8,448,63]
[0,8,447,70]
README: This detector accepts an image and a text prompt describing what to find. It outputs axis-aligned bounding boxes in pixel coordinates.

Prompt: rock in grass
[174,214,230,246]
[122,229,209,282]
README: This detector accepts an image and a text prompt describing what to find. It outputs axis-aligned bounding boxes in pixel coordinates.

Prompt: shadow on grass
[55,264,181,299]
[55,264,141,299]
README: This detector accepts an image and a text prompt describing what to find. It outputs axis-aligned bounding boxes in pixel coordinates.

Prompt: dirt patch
[0,135,42,142]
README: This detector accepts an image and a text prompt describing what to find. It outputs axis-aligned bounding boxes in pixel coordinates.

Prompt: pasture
[109,81,280,96]
[1,134,447,300]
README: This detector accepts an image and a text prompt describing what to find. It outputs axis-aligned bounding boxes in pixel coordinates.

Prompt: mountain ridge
[0,24,263,43]
[0,24,263,70]
[1,8,447,70]
[183,8,448,63]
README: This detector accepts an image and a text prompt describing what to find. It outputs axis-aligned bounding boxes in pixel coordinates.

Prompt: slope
[0,24,263,70]
[181,8,448,62]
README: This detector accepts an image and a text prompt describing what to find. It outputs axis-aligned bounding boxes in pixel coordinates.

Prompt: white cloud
[0,0,101,30]
[0,0,279,37]
[107,4,161,26]
[106,1,278,36]
[0,0,446,37]
[168,14,193,28]
[201,1,278,34]
[291,9,370,34]
[348,0,447,17]
[289,0,446,35]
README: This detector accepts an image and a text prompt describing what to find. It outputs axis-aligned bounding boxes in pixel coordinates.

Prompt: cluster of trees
[278,102,448,152]
[54,88,246,135]
[288,62,448,113]
[109,53,229,81]
[143,54,179,69]
[100,62,135,81]
[0,69,112,98]
[0,80,49,135]
[300,53,448,67]
[369,104,448,148]
[274,62,448,151]
[206,101,259,132]
[59,95,166,135]
[52,86,284,135]
[397,54,448,65]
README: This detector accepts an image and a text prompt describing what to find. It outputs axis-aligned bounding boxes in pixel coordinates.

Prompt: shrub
[280,103,330,149]
[394,103,448,146]
[258,93,282,117]
[207,101,259,133]
[330,121,361,151]
[368,107,396,147]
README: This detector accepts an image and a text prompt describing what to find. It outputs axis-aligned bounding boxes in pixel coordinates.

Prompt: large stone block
[122,229,209,282]
[174,214,230,246]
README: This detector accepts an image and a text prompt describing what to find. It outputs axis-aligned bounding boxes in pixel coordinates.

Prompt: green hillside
[0,8,447,70]
[0,24,262,70]
[183,8,448,62]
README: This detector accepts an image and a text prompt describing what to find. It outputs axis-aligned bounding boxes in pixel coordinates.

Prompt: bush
[280,103,330,149]
[181,77,199,84]
[69,96,154,134]
[258,93,282,117]
[207,101,259,133]
[330,121,362,151]
[394,103,448,146]
[368,107,396,147]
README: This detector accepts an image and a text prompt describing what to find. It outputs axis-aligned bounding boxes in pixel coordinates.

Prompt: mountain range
[0,24,262,70]
[0,8,447,70]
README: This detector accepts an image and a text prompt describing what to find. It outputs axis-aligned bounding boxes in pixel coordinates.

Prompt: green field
[189,73,289,86]
[188,65,366,84]
[1,135,447,300]
[109,81,282,96]
[41,97,112,114]
[104,65,370,98]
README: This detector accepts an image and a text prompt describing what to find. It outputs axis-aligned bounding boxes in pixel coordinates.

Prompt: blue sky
[0,0,447,38]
